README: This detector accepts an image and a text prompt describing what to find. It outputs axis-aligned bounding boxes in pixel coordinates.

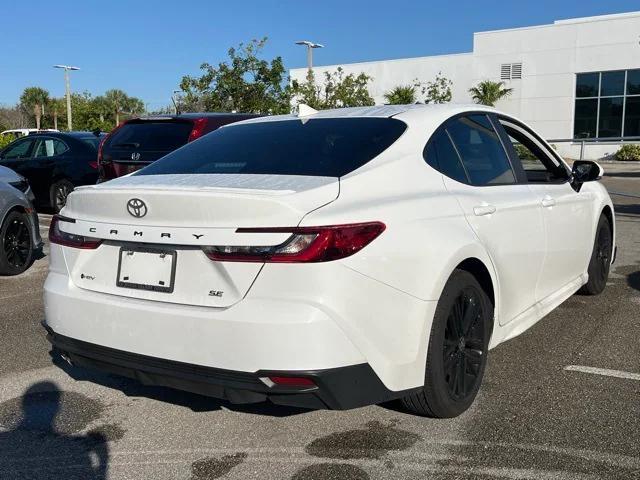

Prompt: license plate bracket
[116,246,177,293]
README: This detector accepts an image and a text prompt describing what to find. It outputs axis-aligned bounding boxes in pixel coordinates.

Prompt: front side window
[446,115,516,186]
[574,69,640,139]
[137,118,407,178]
[500,119,568,184]
[2,138,34,159]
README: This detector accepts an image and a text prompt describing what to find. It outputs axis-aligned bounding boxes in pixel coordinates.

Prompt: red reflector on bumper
[268,376,316,387]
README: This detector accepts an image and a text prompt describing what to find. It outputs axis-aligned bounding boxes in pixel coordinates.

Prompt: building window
[574,69,640,139]
[501,63,522,80]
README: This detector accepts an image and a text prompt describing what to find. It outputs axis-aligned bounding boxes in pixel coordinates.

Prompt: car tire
[579,214,612,296]
[0,210,35,276]
[401,269,492,418]
[50,179,74,213]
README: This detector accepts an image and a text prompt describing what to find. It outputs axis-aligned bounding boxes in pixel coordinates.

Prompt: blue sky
[2,0,638,109]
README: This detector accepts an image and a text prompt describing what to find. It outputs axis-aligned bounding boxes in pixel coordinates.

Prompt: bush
[0,134,14,150]
[615,144,640,161]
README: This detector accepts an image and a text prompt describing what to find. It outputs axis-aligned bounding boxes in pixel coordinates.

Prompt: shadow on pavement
[627,270,640,292]
[51,354,310,418]
[604,171,640,178]
[0,381,109,479]
[613,203,640,216]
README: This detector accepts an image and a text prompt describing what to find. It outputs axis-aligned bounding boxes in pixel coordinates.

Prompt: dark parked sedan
[0,131,103,212]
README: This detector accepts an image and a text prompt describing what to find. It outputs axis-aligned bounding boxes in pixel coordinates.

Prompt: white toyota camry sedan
[44,104,615,417]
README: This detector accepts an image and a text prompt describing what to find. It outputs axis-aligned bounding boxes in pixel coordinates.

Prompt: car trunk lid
[59,174,339,307]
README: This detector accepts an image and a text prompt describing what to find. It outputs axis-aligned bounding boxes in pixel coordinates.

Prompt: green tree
[469,80,513,106]
[292,67,374,110]
[384,85,417,105]
[103,89,144,127]
[19,87,50,129]
[48,98,66,130]
[422,72,453,104]
[180,38,291,114]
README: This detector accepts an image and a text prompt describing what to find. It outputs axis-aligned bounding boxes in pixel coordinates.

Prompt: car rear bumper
[45,327,413,410]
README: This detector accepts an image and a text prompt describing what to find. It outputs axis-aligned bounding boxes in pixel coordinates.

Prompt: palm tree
[468,81,513,106]
[19,87,50,129]
[384,85,416,105]
[49,98,66,130]
[104,89,145,126]
[104,89,127,126]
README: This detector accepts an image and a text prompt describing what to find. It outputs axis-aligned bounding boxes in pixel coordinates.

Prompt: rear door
[497,117,594,301]
[101,119,192,176]
[429,114,546,326]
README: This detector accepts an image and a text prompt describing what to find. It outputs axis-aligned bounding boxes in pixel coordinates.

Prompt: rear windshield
[79,137,100,150]
[136,118,407,178]
[105,121,192,151]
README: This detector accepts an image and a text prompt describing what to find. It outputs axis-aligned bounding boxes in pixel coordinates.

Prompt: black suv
[97,113,260,182]
[0,131,104,212]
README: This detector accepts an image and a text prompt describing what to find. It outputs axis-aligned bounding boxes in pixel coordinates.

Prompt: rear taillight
[88,161,98,169]
[49,215,102,249]
[188,118,208,142]
[202,222,385,263]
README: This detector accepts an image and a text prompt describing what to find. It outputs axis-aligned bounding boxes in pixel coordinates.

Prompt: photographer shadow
[0,382,108,480]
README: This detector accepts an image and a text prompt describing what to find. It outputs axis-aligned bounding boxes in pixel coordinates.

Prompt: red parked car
[97,113,261,182]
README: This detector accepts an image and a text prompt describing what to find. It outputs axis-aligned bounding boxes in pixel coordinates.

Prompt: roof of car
[233,104,499,125]
[29,131,101,138]
[127,112,262,122]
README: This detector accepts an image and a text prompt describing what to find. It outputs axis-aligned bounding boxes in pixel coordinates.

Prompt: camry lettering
[110,229,118,235]
[89,227,97,233]
[134,231,143,236]
[193,234,204,239]
[161,233,171,238]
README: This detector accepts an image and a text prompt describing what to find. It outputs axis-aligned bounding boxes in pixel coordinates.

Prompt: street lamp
[295,40,324,69]
[53,65,80,130]
[171,89,181,115]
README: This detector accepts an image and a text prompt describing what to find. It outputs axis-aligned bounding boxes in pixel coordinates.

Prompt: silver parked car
[0,166,42,275]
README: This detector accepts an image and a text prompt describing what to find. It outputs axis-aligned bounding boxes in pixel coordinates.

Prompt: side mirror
[571,160,603,190]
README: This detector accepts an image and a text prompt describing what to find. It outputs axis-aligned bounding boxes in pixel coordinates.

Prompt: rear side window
[105,121,193,151]
[446,115,515,186]
[33,138,68,157]
[424,130,467,184]
[136,118,407,178]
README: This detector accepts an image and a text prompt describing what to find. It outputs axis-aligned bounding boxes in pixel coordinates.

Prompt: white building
[290,11,640,159]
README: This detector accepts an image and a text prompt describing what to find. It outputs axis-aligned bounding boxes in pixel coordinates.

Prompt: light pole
[53,65,80,130]
[171,89,181,115]
[295,40,324,70]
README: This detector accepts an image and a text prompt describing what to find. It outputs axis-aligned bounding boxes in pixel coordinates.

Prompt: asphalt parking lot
[0,169,638,480]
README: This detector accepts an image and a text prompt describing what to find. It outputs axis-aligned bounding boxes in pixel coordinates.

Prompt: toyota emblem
[131,152,141,161]
[127,198,147,218]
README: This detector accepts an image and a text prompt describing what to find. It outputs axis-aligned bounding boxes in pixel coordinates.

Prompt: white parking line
[564,365,640,381]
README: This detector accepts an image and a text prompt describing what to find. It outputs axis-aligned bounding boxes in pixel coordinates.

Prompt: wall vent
[500,63,522,80]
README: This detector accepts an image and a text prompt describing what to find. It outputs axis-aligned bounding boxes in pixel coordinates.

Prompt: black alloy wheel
[443,287,486,401]
[402,269,491,418]
[0,211,34,276]
[580,214,612,295]
[51,180,74,213]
